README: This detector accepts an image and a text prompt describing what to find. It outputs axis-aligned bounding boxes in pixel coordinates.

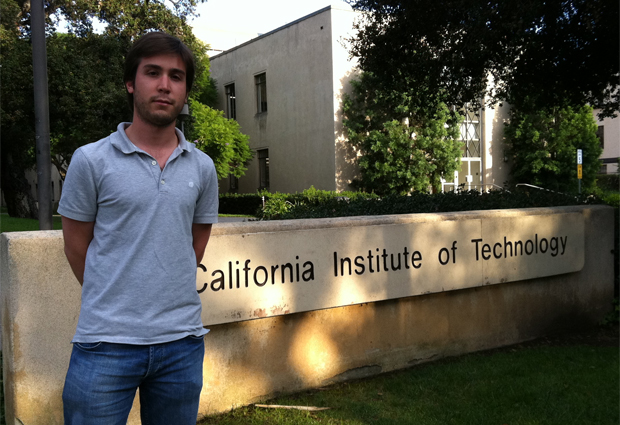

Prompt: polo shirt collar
[111,122,195,154]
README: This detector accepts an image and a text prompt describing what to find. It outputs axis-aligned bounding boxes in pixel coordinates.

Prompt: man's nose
[158,76,171,92]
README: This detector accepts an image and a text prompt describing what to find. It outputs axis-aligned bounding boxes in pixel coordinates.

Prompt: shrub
[257,187,603,220]
[597,173,620,193]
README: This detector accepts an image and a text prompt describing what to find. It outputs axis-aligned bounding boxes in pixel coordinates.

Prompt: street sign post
[577,149,583,194]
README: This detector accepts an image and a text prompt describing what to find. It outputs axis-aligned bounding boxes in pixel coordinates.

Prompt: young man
[59,32,218,425]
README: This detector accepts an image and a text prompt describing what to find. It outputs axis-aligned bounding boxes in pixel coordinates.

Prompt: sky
[189,0,351,54]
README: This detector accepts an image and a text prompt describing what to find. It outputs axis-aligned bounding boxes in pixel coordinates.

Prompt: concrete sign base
[1,205,614,424]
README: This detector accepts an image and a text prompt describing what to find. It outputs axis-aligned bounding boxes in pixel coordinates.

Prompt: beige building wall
[593,110,619,174]
[482,102,512,188]
[210,6,358,194]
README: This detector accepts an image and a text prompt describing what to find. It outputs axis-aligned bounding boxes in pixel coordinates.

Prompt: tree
[189,100,253,180]
[504,103,602,193]
[0,0,225,217]
[0,11,38,217]
[347,0,619,118]
[343,72,463,195]
[46,33,130,179]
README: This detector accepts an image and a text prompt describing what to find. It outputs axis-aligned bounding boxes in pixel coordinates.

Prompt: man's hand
[61,216,95,286]
[192,223,213,266]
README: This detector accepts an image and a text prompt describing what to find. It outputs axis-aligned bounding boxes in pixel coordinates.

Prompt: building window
[258,149,269,190]
[460,105,481,158]
[225,83,236,119]
[446,103,483,192]
[255,73,267,113]
[597,125,604,149]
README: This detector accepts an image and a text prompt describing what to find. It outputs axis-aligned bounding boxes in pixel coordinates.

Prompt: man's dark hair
[124,32,196,109]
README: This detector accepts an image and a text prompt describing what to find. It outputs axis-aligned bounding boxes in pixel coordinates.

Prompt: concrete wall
[593,110,619,174]
[482,101,511,188]
[1,205,614,424]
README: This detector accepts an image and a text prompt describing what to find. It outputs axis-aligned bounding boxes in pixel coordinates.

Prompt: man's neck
[124,118,179,153]
[124,118,180,169]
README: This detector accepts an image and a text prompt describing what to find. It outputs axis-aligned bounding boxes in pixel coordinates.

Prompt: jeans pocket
[74,341,103,350]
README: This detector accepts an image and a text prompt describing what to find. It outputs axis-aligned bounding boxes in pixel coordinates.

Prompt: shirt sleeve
[57,148,98,222]
[193,155,219,224]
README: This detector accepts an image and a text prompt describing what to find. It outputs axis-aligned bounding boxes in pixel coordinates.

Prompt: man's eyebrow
[142,63,186,76]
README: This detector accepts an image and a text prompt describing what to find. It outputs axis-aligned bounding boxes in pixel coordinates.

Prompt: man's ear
[126,80,135,94]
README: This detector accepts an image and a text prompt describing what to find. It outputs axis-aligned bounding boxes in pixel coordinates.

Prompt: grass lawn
[198,327,619,425]
[0,213,63,233]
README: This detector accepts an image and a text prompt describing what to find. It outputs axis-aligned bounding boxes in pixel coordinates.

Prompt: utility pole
[31,0,53,230]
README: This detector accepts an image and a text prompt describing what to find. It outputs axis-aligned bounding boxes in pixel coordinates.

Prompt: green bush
[257,187,603,220]
[225,186,610,220]
[219,187,380,218]
[597,173,620,193]
[254,187,379,220]
[504,103,602,193]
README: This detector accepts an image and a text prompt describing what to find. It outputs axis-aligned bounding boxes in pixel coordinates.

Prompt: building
[209,5,361,193]
[594,110,620,174]
[209,4,515,194]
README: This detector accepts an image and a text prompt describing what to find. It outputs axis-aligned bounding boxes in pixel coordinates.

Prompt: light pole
[31,0,53,230]
[179,103,190,137]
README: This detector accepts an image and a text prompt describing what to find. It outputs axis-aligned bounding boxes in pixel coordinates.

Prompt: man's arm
[192,223,213,266]
[62,216,95,286]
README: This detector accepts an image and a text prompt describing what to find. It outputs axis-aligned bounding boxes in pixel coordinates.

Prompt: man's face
[126,54,188,128]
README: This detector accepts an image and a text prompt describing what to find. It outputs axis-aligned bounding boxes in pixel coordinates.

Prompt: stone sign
[197,213,584,325]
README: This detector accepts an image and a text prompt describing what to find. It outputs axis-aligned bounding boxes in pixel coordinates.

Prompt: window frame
[225,83,236,120]
[258,148,269,190]
[255,73,267,113]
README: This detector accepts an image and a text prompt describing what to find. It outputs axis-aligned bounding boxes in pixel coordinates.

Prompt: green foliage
[348,0,619,118]
[21,0,206,39]
[0,17,36,169]
[343,72,463,195]
[258,187,603,220]
[189,100,253,180]
[504,104,602,193]
[190,53,218,108]
[222,186,606,221]
[254,187,377,219]
[261,198,295,220]
[596,174,620,194]
[46,33,130,177]
[0,0,213,217]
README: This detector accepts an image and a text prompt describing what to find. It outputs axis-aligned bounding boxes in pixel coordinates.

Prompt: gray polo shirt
[58,123,218,344]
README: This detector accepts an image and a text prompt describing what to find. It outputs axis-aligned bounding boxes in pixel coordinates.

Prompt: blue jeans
[62,335,205,425]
